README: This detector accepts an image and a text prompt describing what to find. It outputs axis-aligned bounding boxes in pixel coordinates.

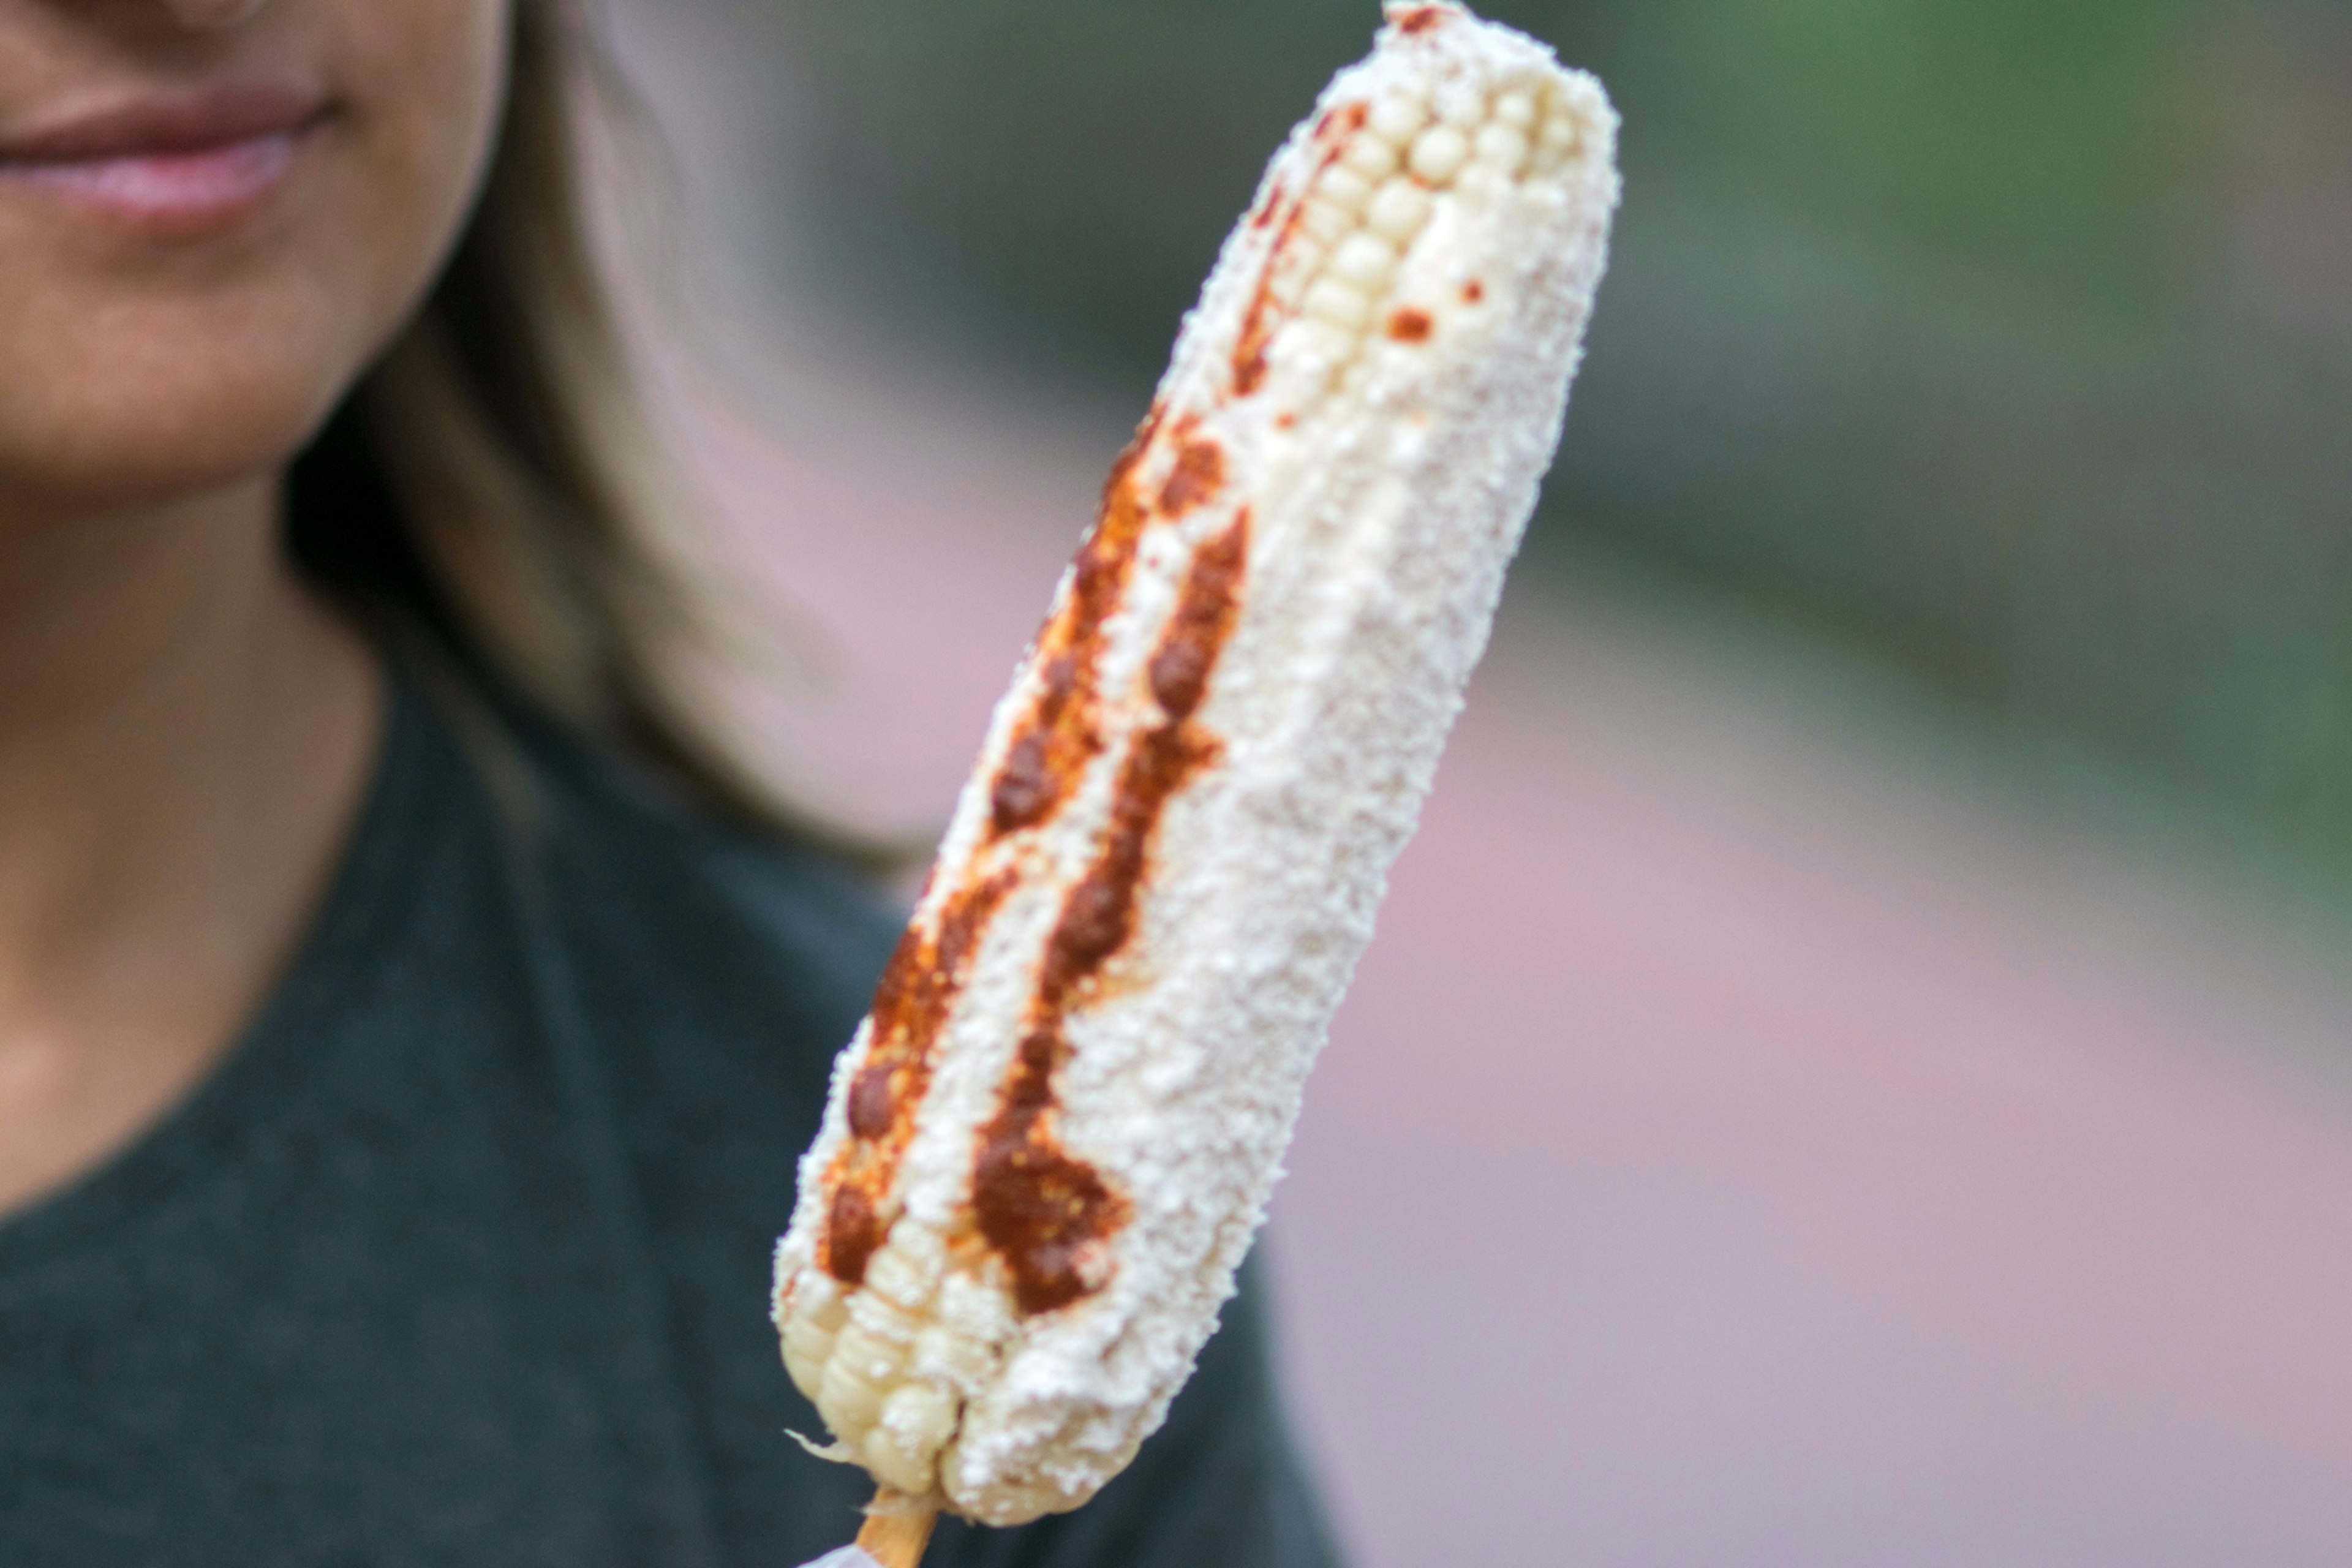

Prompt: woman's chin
[0,281,366,520]
[1,386,336,522]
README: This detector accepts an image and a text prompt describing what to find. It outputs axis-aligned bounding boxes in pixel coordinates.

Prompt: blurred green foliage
[758,0,2352,865]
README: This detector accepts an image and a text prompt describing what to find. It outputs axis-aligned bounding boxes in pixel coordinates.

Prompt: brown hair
[286,1,861,854]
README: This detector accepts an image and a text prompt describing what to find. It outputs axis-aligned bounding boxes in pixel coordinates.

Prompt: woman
[0,3,1337,1562]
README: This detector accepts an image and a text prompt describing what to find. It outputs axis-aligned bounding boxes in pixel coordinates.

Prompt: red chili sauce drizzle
[1158,434,1226,516]
[822,420,1240,1286]
[1387,307,1434,342]
[971,512,1252,1316]
[1251,177,1287,232]
[984,428,1154,838]
[1397,6,1447,34]
[1233,102,1369,396]
[989,417,1227,840]
[821,869,1017,1286]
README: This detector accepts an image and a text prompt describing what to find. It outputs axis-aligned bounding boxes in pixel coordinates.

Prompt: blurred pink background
[608,4,2352,1562]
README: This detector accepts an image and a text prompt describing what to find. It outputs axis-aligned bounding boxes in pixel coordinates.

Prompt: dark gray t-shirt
[0,683,1339,1568]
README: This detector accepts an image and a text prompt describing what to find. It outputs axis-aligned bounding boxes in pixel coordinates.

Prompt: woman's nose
[162,0,271,28]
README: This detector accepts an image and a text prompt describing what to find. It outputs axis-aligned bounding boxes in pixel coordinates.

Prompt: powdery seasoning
[774,0,1619,1529]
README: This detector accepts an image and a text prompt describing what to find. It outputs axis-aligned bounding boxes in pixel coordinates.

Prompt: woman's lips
[0,86,330,233]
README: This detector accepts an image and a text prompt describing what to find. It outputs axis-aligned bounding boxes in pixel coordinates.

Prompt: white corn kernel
[1316,164,1374,212]
[1366,177,1433,241]
[887,1219,949,1280]
[1328,233,1398,290]
[1340,135,1400,181]
[782,1292,836,1349]
[1368,93,1430,145]
[1283,318,1359,372]
[936,1268,1016,1345]
[1408,125,1471,184]
[1297,199,1351,245]
[847,1287,920,1348]
[1455,165,1509,206]
[1494,90,1538,128]
[796,1275,850,1335]
[1434,81,1486,126]
[782,1317,836,1401]
[819,1359,886,1433]
[1303,277,1373,330]
[864,1427,933,1495]
[832,1322,906,1384]
[882,1381,960,1457]
[1474,124,1530,175]
[915,1324,999,1389]
[862,1244,939,1314]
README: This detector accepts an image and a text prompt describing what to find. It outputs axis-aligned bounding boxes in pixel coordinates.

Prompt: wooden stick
[854,1490,940,1568]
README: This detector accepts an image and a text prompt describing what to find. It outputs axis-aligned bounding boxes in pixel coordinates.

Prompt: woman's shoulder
[410,680,905,1182]
[521,715,903,1083]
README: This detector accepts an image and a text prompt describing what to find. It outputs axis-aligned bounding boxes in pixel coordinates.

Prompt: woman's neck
[0,478,382,1217]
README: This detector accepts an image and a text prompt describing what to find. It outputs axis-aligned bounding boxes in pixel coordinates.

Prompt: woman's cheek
[324,0,513,351]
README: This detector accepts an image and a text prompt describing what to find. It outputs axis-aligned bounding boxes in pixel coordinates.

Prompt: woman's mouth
[0,86,331,233]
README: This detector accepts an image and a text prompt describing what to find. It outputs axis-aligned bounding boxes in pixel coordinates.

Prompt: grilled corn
[774,0,1618,1526]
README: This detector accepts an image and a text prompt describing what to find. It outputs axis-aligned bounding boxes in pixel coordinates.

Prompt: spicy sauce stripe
[825,422,1232,1286]
[986,415,1158,839]
[821,867,1016,1285]
[973,511,1251,1316]
[988,413,1227,839]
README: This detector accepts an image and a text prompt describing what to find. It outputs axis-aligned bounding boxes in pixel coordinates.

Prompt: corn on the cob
[774,0,1617,1528]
